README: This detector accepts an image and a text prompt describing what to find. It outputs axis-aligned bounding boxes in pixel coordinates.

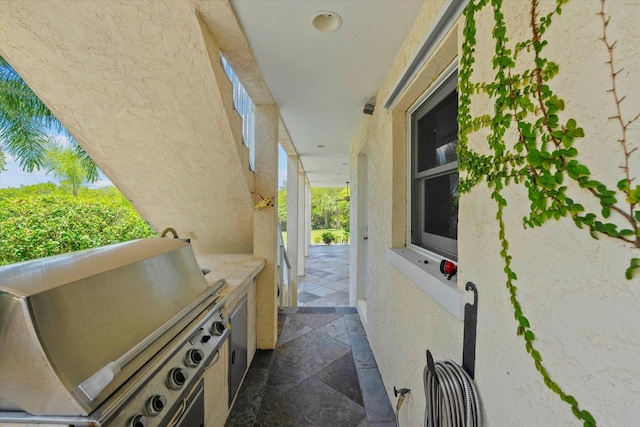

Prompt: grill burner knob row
[167,367,189,390]
[185,348,204,367]
[147,394,167,415]
[130,414,149,427]
[211,321,226,336]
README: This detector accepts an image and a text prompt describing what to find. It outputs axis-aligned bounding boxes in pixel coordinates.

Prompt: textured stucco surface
[253,105,279,349]
[0,0,255,254]
[350,0,640,425]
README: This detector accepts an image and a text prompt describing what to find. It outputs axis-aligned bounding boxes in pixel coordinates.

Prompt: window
[410,71,458,260]
[220,54,256,170]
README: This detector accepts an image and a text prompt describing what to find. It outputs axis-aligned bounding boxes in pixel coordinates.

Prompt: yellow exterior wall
[350,1,640,425]
[0,0,255,255]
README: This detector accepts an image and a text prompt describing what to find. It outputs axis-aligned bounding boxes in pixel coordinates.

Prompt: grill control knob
[147,394,167,415]
[211,321,226,336]
[167,367,189,390]
[185,348,204,367]
[130,414,149,427]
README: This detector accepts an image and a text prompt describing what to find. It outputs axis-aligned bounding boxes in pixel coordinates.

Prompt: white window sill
[387,247,465,320]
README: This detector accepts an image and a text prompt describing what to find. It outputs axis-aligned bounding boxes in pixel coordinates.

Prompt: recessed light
[317,144,326,148]
[312,11,342,33]
[342,163,348,165]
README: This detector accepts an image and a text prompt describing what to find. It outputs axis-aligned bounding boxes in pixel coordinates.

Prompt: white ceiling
[231,0,424,187]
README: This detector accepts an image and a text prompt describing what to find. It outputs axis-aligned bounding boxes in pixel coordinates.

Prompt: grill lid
[0,238,216,416]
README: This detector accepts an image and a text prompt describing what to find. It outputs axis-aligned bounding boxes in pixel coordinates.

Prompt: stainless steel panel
[0,294,85,416]
[0,238,213,416]
[174,382,204,427]
[228,296,248,406]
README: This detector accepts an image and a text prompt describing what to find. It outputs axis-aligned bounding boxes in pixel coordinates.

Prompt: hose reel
[424,282,482,427]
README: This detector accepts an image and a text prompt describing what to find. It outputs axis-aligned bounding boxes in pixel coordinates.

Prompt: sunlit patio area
[297,244,350,307]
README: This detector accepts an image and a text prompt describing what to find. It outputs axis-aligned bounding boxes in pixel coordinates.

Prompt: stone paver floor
[225,307,395,427]
[297,245,350,308]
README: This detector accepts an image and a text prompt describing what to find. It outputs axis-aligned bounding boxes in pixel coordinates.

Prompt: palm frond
[0,110,50,172]
[70,136,100,183]
[0,55,101,177]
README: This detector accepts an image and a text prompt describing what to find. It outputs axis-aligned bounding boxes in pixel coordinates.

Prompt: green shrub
[321,231,336,245]
[313,235,322,244]
[0,192,157,265]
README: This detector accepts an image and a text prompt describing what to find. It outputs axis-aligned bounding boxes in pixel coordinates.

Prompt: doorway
[354,154,369,322]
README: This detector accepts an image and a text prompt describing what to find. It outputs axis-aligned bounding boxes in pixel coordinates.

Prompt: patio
[297,244,350,307]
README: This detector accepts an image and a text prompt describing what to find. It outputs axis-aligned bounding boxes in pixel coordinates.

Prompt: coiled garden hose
[424,359,482,427]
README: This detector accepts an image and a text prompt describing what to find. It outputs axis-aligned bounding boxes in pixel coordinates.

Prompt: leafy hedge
[0,185,157,265]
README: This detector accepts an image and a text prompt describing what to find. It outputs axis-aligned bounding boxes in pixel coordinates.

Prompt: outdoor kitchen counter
[197,253,265,310]
[197,254,264,427]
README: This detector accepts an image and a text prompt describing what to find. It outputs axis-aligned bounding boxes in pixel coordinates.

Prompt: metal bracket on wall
[462,282,478,379]
[425,282,478,379]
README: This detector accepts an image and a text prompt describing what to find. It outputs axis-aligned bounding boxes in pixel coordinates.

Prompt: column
[286,155,300,306]
[253,105,279,349]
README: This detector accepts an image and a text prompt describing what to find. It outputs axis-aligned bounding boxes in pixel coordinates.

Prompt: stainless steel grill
[0,238,229,426]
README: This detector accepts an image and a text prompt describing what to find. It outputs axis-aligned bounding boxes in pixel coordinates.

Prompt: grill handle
[78,279,226,401]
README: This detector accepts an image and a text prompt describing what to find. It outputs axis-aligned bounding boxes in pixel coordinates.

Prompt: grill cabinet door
[228,296,248,406]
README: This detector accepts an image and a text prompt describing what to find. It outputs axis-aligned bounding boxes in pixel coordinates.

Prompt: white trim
[387,247,465,320]
[383,0,468,109]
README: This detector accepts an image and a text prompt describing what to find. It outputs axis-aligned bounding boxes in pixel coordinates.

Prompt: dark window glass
[423,173,458,240]
[410,71,459,259]
[417,90,458,172]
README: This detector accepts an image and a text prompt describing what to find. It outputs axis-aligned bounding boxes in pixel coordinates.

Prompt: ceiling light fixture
[312,11,342,33]
[337,182,350,202]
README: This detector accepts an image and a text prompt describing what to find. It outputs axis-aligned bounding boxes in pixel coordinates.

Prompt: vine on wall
[457,0,639,425]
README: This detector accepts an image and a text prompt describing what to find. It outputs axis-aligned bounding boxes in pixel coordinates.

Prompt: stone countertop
[197,254,265,306]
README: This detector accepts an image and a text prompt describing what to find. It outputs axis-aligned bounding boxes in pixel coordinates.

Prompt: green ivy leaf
[572,406,581,418]
[524,330,535,342]
[563,395,578,406]
[626,259,640,280]
[580,411,596,424]
[574,165,590,176]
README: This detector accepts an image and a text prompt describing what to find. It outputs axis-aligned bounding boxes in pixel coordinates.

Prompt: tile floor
[225,245,395,426]
[225,307,396,427]
[297,245,350,308]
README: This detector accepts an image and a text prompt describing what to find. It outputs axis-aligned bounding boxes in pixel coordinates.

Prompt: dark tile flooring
[226,307,395,427]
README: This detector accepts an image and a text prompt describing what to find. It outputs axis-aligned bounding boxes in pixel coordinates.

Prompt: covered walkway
[227,245,395,427]
[297,244,350,307]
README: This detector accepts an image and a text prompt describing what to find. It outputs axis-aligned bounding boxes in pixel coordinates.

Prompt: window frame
[220,53,256,171]
[407,64,459,261]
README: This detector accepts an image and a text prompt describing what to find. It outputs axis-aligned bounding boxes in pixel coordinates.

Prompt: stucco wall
[0,0,255,255]
[350,0,640,425]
